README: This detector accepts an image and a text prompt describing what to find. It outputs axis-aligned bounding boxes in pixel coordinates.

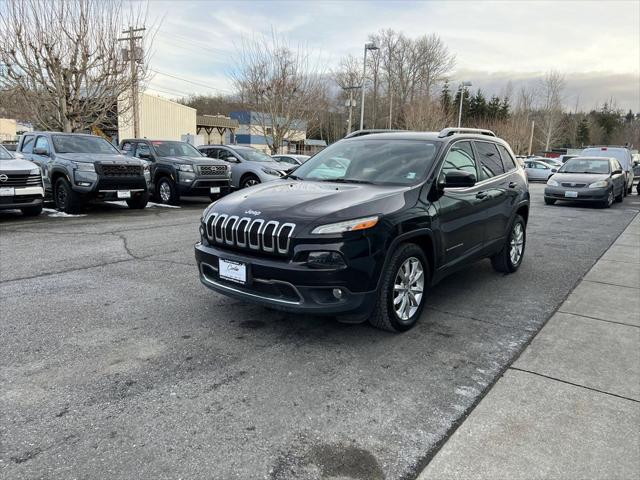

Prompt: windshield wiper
[317,178,375,184]
[285,174,303,180]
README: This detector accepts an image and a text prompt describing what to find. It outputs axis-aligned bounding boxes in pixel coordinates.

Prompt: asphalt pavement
[1,184,639,479]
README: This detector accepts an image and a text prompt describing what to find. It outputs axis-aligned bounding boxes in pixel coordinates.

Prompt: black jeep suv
[120,139,231,205]
[195,128,530,332]
[17,132,149,213]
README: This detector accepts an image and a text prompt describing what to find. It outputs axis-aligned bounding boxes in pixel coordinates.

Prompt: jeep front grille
[97,164,143,176]
[205,213,295,255]
[0,172,41,187]
[199,165,228,176]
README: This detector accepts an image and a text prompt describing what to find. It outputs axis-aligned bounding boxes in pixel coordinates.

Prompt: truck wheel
[21,205,43,217]
[126,191,149,209]
[368,243,429,333]
[156,177,179,205]
[241,174,260,189]
[491,215,526,273]
[54,177,83,214]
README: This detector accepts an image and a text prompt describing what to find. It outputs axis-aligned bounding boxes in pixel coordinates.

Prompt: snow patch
[42,208,87,218]
[455,386,481,398]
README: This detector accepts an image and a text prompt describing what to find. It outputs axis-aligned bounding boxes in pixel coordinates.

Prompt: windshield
[53,135,120,154]
[233,147,274,162]
[292,139,440,185]
[560,158,610,174]
[151,141,203,157]
[0,145,12,160]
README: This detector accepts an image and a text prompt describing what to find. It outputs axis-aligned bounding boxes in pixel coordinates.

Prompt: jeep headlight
[546,178,559,186]
[72,161,95,172]
[178,164,194,172]
[311,215,379,235]
[588,180,609,188]
[262,167,283,176]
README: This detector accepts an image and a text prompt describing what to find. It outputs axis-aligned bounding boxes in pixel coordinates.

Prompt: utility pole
[343,86,359,135]
[118,26,145,138]
[528,120,535,156]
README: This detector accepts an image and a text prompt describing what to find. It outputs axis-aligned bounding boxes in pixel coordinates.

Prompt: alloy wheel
[56,184,67,209]
[159,181,171,202]
[607,190,614,206]
[243,178,259,188]
[393,257,424,321]
[509,222,524,266]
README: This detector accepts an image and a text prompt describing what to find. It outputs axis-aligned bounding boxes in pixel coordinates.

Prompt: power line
[150,69,233,94]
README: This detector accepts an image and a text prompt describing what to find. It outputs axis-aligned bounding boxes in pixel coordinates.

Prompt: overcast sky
[146,0,640,112]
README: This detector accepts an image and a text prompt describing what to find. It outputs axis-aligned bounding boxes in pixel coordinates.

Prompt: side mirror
[224,156,239,163]
[612,169,623,175]
[33,147,49,156]
[551,168,557,173]
[138,151,151,160]
[442,170,476,189]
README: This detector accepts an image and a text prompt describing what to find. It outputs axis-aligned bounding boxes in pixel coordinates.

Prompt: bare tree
[537,70,566,150]
[231,32,325,154]
[0,0,151,132]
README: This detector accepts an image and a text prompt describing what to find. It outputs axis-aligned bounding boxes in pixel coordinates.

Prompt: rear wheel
[241,174,260,189]
[544,198,556,205]
[54,177,83,214]
[368,243,429,333]
[21,205,42,217]
[491,215,526,273]
[126,191,149,209]
[156,177,179,205]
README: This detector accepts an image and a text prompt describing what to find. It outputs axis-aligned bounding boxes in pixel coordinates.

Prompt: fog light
[306,251,346,269]
[332,288,343,299]
[77,182,91,186]
[185,178,193,183]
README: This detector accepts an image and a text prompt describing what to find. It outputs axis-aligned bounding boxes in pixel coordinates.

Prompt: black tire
[637,182,640,195]
[628,185,633,195]
[241,174,260,189]
[601,188,614,208]
[491,214,526,274]
[544,198,556,205]
[156,176,179,205]
[126,191,149,209]
[21,205,42,217]
[54,177,83,214]
[615,186,624,203]
[368,243,429,333]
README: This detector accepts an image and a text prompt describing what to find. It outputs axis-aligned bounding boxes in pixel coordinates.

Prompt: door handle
[476,191,488,199]
[508,182,517,188]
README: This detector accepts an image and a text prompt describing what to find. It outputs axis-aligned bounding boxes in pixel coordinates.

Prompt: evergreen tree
[625,109,635,123]
[596,102,622,144]
[487,95,501,119]
[498,97,510,120]
[576,118,590,146]
[440,81,452,114]
[468,89,487,120]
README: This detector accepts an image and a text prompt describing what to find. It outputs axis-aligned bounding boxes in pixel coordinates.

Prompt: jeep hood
[209,179,410,227]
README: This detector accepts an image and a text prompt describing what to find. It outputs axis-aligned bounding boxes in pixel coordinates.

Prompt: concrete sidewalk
[419,214,640,480]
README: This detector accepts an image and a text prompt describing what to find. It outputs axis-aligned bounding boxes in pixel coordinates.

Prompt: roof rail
[438,127,496,138]
[344,129,406,139]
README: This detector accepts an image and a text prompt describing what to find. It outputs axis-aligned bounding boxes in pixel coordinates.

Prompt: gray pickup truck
[17,132,149,213]
[0,144,44,216]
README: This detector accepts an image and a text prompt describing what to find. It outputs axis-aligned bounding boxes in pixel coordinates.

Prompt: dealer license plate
[117,190,131,199]
[210,187,220,194]
[564,191,578,198]
[219,259,246,284]
[0,187,15,197]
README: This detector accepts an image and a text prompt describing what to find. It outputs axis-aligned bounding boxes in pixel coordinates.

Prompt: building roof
[230,111,307,130]
[196,115,239,129]
[304,139,327,147]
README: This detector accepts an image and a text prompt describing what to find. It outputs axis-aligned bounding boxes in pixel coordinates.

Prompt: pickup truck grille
[204,213,295,256]
[199,165,228,176]
[97,164,143,176]
[0,172,42,187]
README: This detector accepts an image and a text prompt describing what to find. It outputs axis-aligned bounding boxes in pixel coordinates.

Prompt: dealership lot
[1,184,638,479]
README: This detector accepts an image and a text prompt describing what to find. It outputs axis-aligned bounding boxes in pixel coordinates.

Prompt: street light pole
[359,42,379,131]
[457,80,472,128]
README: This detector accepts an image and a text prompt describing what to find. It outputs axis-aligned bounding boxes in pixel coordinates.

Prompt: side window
[476,141,504,180]
[440,141,477,181]
[121,142,134,155]
[497,145,516,172]
[34,136,50,153]
[135,143,151,158]
[21,135,35,153]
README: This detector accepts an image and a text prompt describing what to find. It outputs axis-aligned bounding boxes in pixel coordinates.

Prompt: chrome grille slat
[204,213,295,255]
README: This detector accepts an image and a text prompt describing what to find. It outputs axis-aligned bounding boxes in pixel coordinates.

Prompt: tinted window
[52,135,119,154]
[476,141,504,179]
[21,135,35,154]
[34,136,50,153]
[497,145,516,171]
[440,141,477,181]
[151,141,202,157]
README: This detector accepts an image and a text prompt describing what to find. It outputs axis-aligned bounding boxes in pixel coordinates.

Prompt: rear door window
[476,141,504,180]
[497,145,516,172]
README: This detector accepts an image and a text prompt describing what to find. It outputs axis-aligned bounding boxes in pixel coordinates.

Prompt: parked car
[120,139,231,205]
[198,145,292,189]
[545,156,626,208]
[524,159,556,181]
[632,154,640,183]
[195,127,530,332]
[558,154,579,164]
[17,132,149,213]
[582,146,634,194]
[1,142,17,152]
[539,158,563,169]
[271,154,311,167]
[0,143,44,216]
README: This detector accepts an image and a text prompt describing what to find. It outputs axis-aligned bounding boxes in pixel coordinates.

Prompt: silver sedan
[524,159,557,181]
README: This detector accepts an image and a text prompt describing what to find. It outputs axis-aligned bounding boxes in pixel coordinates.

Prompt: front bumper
[544,186,609,203]
[0,186,44,210]
[194,242,377,316]
[178,175,231,196]
[72,171,148,197]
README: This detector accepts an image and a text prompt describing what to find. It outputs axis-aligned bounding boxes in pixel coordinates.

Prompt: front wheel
[368,243,429,332]
[126,191,149,209]
[21,205,43,217]
[54,177,83,214]
[241,174,260,189]
[601,189,614,208]
[156,177,179,205]
[615,186,624,203]
[491,215,526,273]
